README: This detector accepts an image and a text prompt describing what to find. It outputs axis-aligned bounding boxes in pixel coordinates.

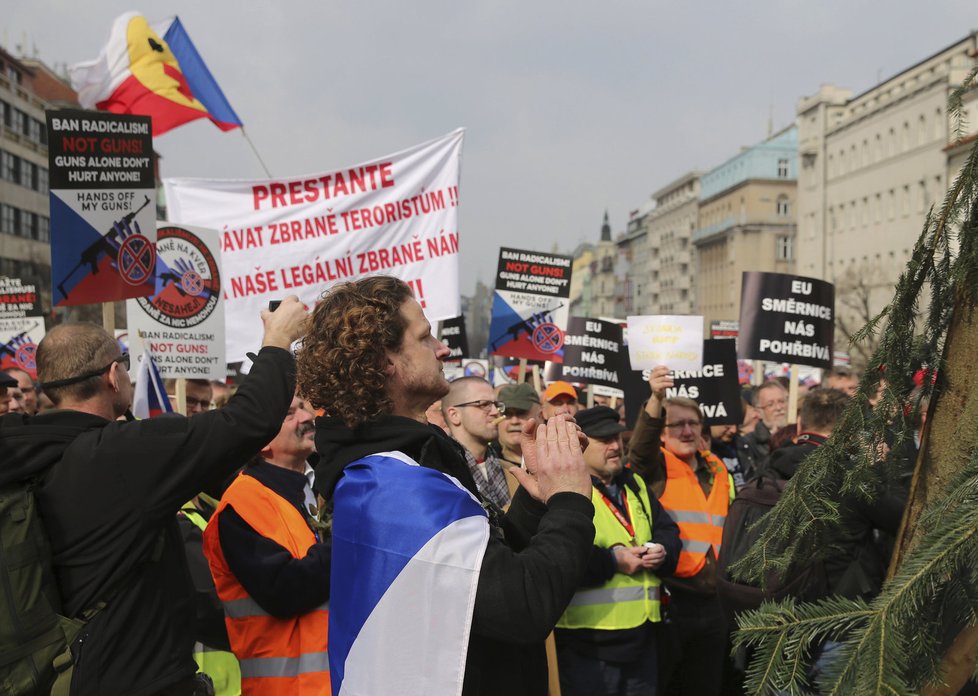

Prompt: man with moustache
[443,376,511,509]
[493,382,542,500]
[203,394,330,695]
[555,406,680,696]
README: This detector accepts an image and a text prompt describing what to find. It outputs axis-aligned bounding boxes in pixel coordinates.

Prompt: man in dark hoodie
[766,387,847,480]
[0,299,307,695]
[296,275,595,696]
[768,387,905,600]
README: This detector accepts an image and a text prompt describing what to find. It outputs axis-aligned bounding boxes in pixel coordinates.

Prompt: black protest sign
[488,248,572,362]
[738,271,834,369]
[47,109,156,307]
[666,339,742,425]
[543,317,623,389]
[439,315,469,361]
[621,339,742,429]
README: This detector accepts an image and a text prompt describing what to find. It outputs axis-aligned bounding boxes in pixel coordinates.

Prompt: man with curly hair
[298,275,595,696]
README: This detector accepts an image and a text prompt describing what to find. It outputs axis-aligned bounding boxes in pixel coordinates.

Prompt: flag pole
[241,128,272,178]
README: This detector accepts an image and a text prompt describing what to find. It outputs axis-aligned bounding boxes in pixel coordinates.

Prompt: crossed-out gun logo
[0,324,40,374]
[135,226,219,328]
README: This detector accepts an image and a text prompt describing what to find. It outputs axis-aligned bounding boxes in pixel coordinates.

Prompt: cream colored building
[640,171,701,316]
[796,33,978,349]
[693,126,798,329]
[568,242,594,316]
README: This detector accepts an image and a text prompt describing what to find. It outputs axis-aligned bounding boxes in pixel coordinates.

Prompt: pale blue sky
[7,2,976,294]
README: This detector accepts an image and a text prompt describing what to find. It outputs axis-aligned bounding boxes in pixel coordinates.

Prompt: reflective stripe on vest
[680,538,713,554]
[222,597,328,620]
[567,584,661,607]
[202,472,329,695]
[657,448,729,579]
[239,651,329,679]
[668,511,726,527]
[557,476,661,630]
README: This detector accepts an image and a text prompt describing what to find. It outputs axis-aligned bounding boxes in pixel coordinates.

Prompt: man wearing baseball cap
[555,406,680,696]
[493,382,541,499]
[541,380,580,421]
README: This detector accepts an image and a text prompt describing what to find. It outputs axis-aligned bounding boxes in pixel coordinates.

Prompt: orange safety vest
[657,448,729,578]
[203,473,330,696]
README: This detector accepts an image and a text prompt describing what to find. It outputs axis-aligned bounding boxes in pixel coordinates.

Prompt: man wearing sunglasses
[443,376,510,510]
[628,365,732,696]
[0,300,308,696]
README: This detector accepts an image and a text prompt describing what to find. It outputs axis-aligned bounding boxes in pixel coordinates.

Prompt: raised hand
[511,414,591,504]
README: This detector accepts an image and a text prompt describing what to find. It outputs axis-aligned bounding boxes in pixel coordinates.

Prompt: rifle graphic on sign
[56,195,152,301]
[0,324,39,359]
[491,302,564,352]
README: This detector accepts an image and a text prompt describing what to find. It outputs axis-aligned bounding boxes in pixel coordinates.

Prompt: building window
[18,160,33,188]
[38,216,49,243]
[20,211,35,239]
[0,151,15,181]
[776,196,790,217]
[1,205,17,236]
[776,235,794,261]
[777,158,789,178]
[11,109,24,136]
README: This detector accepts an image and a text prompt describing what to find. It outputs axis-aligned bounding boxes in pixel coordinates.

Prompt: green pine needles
[731,64,978,695]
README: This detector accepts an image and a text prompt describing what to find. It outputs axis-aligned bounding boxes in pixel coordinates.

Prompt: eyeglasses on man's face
[185,396,212,410]
[453,399,505,414]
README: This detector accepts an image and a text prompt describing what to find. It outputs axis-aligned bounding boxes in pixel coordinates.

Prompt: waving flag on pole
[330,452,489,696]
[69,12,242,136]
[132,348,173,419]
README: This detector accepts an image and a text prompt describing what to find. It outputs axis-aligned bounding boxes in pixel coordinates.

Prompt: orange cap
[542,381,577,403]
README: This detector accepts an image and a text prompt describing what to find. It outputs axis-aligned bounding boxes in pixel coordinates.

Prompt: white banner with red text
[163,129,464,361]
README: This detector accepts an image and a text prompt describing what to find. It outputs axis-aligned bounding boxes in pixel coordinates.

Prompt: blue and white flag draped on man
[329,451,489,696]
[132,348,172,419]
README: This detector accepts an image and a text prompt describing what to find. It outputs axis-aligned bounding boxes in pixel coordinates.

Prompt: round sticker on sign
[532,322,564,354]
[136,226,220,328]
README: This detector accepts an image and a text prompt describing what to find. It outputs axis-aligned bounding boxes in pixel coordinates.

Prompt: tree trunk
[888,293,978,694]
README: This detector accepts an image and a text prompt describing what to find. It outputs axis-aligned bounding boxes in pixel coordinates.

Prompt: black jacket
[315,415,596,696]
[0,346,295,696]
[766,432,906,600]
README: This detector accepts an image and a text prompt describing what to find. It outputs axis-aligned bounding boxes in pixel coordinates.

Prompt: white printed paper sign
[626,315,704,372]
[126,223,226,380]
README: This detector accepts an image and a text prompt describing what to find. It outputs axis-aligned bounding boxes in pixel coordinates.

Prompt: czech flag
[132,348,173,419]
[69,12,242,136]
[329,451,489,696]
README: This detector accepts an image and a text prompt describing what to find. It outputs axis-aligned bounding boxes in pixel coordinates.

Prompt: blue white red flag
[132,348,173,419]
[329,451,489,696]
[69,12,242,136]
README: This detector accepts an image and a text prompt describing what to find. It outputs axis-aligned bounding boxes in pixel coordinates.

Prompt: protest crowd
[0,274,934,696]
[2,11,972,696]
